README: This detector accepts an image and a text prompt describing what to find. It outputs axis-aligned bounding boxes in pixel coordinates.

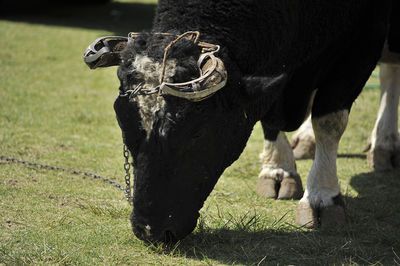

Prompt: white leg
[367,63,400,170]
[256,132,303,199]
[290,115,316,159]
[296,110,348,228]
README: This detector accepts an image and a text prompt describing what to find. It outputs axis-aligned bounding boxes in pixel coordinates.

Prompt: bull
[84,0,392,242]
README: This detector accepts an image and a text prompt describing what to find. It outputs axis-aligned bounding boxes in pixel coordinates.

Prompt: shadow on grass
[0,0,156,35]
[295,153,366,161]
[159,169,400,265]
[337,153,366,159]
[347,169,400,229]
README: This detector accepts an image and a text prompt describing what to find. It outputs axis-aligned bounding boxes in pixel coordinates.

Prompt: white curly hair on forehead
[130,54,178,136]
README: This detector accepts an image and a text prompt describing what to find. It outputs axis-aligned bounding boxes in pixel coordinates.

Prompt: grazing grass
[1,1,400,265]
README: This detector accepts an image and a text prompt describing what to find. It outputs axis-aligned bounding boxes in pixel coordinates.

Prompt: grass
[1,1,400,265]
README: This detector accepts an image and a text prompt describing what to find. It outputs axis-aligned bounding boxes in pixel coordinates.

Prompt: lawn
[1,1,400,265]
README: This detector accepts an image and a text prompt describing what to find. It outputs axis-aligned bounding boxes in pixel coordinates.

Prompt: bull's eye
[192,134,202,140]
[192,131,204,140]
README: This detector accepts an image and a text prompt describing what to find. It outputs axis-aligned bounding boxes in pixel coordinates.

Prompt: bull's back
[155,0,388,75]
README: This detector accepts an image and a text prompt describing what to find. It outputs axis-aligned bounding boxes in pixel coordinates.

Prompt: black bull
[86,0,392,242]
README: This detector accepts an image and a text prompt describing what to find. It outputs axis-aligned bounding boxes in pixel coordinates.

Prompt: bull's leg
[366,63,400,171]
[296,110,348,228]
[256,124,303,200]
[290,115,315,160]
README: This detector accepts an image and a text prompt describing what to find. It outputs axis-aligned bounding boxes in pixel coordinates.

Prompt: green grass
[1,1,400,265]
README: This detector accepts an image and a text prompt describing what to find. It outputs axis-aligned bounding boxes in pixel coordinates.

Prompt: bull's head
[84,32,260,242]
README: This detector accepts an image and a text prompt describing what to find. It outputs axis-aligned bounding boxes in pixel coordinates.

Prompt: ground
[1,1,400,265]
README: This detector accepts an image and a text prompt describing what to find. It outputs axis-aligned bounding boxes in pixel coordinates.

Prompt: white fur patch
[300,110,348,207]
[370,63,400,151]
[259,131,296,172]
[258,131,298,182]
[130,55,177,136]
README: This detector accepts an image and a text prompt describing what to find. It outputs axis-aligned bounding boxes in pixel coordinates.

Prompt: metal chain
[118,82,160,99]
[123,145,133,204]
[0,150,133,204]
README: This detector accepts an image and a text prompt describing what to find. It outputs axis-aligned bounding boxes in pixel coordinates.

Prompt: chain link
[118,82,161,100]
[0,151,133,204]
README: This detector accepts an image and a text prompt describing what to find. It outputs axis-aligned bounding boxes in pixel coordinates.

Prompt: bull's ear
[242,73,288,98]
[114,96,146,157]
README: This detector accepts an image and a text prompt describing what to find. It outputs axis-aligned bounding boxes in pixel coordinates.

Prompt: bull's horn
[83,36,128,69]
[160,49,227,101]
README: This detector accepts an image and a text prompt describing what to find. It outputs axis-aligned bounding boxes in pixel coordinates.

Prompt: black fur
[388,1,400,53]
[115,0,392,242]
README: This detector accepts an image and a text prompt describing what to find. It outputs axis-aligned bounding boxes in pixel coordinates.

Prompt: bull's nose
[132,223,177,243]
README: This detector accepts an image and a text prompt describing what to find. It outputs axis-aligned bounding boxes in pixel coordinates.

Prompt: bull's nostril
[133,224,146,238]
[133,222,177,243]
[164,230,177,243]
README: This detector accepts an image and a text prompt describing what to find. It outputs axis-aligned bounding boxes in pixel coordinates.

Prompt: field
[1,1,400,265]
